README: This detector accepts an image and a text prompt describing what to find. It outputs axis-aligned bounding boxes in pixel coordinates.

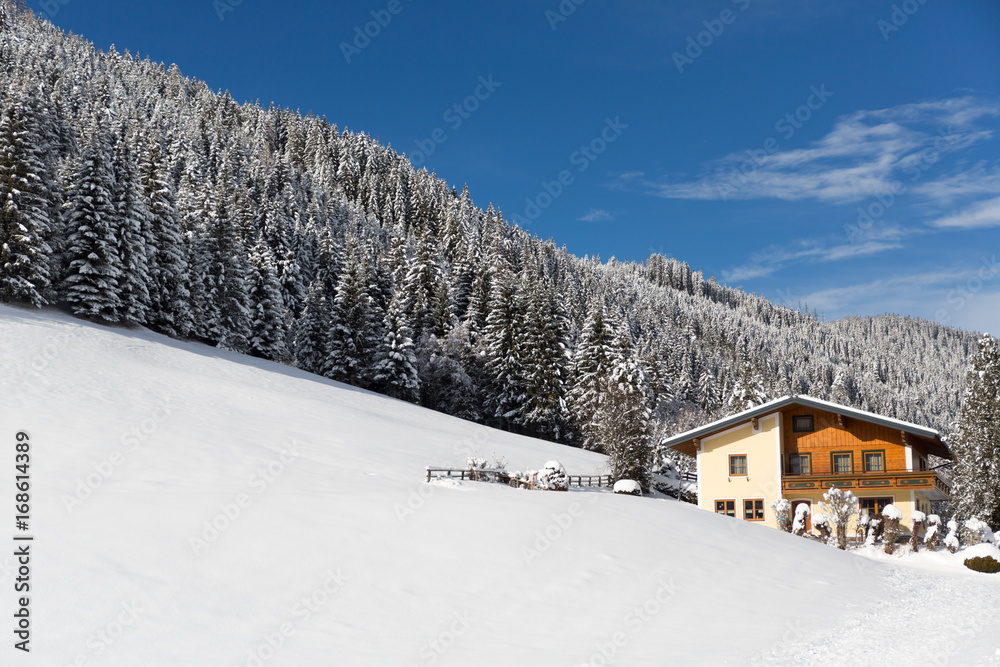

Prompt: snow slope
[1,304,999,666]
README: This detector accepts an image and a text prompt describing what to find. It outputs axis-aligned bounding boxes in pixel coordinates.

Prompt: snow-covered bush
[813,513,833,543]
[818,486,858,550]
[924,514,942,550]
[910,510,926,551]
[466,456,508,483]
[771,499,792,532]
[613,480,642,496]
[536,461,568,491]
[882,504,902,554]
[944,519,961,553]
[864,516,882,546]
[858,512,871,543]
[963,518,995,545]
[792,503,810,536]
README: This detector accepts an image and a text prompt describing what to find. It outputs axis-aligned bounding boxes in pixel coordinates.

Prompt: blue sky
[30,0,1000,333]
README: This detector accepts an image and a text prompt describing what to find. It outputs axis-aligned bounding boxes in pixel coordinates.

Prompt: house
[663,395,952,535]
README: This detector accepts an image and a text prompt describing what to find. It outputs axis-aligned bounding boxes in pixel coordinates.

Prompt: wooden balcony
[781,469,951,500]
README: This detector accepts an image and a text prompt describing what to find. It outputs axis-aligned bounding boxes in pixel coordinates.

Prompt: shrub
[792,503,810,536]
[613,479,642,496]
[537,461,568,491]
[771,499,792,532]
[963,518,995,545]
[924,514,942,550]
[964,555,1000,574]
[944,519,960,553]
[911,510,926,552]
[882,504,902,554]
[818,486,858,550]
[813,513,833,544]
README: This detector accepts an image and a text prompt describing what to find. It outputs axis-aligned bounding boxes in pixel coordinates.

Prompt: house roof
[664,395,951,459]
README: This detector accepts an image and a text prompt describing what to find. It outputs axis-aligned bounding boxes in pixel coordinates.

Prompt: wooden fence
[426,467,616,489]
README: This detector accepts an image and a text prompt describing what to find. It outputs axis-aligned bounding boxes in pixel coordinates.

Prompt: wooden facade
[666,396,953,511]
[779,406,949,499]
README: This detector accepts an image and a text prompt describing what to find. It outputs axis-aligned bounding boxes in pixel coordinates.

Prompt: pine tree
[62,118,123,321]
[482,266,525,430]
[294,279,333,377]
[520,278,570,441]
[403,227,448,340]
[112,134,152,324]
[597,352,654,492]
[247,237,288,360]
[141,138,191,336]
[567,306,621,451]
[949,334,1000,527]
[329,235,381,387]
[727,358,767,413]
[0,99,52,306]
[372,294,420,402]
[206,190,252,352]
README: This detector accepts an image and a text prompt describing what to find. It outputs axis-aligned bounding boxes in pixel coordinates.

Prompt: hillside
[0,3,977,470]
[2,304,999,666]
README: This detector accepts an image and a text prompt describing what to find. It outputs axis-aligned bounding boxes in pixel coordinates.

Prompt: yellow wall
[698,413,782,529]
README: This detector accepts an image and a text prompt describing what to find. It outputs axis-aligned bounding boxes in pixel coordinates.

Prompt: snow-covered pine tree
[62,116,124,322]
[294,279,333,377]
[372,294,420,402]
[567,305,621,451]
[520,276,571,441]
[949,334,1000,528]
[0,96,52,306]
[329,233,381,387]
[727,358,767,413]
[596,351,654,492]
[205,186,252,353]
[482,264,526,430]
[112,132,152,324]
[141,137,191,336]
[247,236,287,360]
[403,226,448,341]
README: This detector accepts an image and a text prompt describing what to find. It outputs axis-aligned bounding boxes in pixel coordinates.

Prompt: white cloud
[913,162,1000,204]
[578,209,615,222]
[616,96,1000,205]
[722,225,909,283]
[929,196,1000,229]
[795,269,968,316]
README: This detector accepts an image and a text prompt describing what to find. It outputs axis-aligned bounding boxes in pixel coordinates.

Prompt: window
[744,499,764,521]
[919,456,927,471]
[859,497,892,516]
[715,500,735,517]
[832,451,853,473]
[788,453,811,475]
[863,450,885,473]
[729,454,747,476]
[793,415,815,432]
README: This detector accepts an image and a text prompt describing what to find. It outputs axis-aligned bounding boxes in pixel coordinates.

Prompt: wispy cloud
[615,96,1000,205]
[929,196,1000,229]
[913,162,1000,204]
[796,269,969,315]
[579,209,615,222]
[723,225,909,283]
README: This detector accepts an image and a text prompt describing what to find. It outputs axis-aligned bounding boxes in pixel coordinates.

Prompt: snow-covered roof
[664,395,947,457]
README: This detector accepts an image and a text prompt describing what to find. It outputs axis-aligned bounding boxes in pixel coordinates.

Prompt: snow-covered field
[2,304,999,666]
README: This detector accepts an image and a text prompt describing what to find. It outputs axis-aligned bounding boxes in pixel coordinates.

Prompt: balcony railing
[781,468,951,499]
